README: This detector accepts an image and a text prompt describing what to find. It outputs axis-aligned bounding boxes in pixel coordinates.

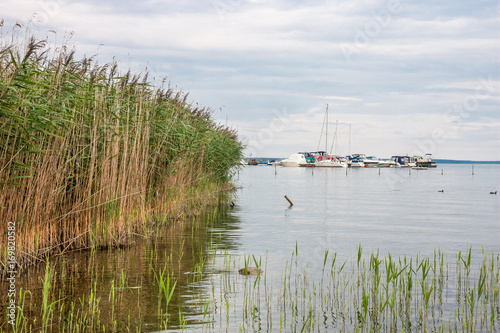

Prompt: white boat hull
[281,160,299,167]
[376,161,397,168]
[315,160,346,168]
[363,162,379,168]
[281,153,307,167]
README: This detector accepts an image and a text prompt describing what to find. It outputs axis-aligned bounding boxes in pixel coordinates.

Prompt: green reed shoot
[155,264,177,312]
[13,288,31,333]
[41,259,57,332]
[357,244,363,268]
[205,247,500,333]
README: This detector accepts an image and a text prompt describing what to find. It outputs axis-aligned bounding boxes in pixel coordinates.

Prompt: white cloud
[319,95,363,102]
[2,0,499,160]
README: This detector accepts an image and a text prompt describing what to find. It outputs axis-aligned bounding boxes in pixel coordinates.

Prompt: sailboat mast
[334,120,338,155]
[325,104,328,153]
[349,123,351,156]
[316,105,327,152]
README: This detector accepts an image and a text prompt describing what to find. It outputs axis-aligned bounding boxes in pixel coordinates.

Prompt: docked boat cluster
[246,153,437,169]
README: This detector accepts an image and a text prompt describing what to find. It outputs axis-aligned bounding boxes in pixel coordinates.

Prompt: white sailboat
[314,105,346,168]
[315,154,345,167]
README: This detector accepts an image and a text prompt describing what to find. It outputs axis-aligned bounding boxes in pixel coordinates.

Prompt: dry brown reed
[0,29,242,272]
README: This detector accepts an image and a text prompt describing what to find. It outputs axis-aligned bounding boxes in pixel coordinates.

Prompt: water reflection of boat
[281,153,308,167]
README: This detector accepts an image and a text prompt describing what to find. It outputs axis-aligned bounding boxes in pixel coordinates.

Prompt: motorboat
[376,159,397,168]
[281,153,307,167]
[347,154,365,167]
[414,154,437,168]
[362,156,381,168]
[298,152,316,165]
[389,155,417,168]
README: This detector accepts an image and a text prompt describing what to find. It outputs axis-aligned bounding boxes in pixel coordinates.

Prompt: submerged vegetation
[2,209,499,333]
[0,28,242,270]
[234,246,500,333]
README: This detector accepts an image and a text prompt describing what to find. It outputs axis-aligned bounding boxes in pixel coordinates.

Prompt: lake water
[232,164,500,267]
[2,163,499,332]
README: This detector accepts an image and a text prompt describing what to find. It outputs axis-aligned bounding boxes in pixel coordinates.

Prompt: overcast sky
[2,0,500,160]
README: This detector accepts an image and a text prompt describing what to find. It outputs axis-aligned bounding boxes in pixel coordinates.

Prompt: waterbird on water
[438,190,444,193]
[491,191,497,195]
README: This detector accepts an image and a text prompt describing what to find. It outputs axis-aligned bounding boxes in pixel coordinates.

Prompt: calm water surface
[2,163,499,332]
[233,164,500,266]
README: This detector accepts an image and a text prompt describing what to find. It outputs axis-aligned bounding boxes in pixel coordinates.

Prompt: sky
[2,0,500,160]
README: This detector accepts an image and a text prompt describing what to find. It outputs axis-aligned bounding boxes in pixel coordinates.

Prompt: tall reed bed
[0,29,242,271]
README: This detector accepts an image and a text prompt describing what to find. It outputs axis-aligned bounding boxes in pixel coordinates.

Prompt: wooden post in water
[472,164,474,175]
[441,168,443,175]
[409,167,411,176]
[275,164,277,175]
[284,195,293,206]
[379,168,381,176]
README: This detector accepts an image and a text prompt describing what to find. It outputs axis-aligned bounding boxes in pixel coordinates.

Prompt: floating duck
[238,267,262,276]
[438,190,444,193]
[490,191,497,195]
